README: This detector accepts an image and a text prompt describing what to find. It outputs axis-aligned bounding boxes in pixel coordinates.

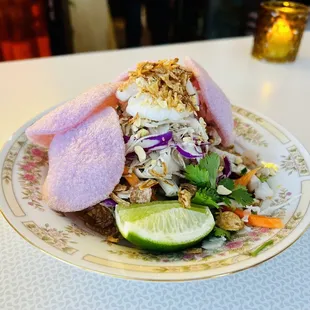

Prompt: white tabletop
[1,34,310,310]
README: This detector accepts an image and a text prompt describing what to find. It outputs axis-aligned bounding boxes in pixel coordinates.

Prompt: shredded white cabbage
[248,175,274,200]
[241,209,251,222]
[202,236,226,250]
[159,178,179,197]
[231,163,247,174]
[119,103,227,197]
[210,146,242,164]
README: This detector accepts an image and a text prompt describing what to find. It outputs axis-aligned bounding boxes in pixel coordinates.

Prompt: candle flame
[265,17,294,59]
[270,18,293,40]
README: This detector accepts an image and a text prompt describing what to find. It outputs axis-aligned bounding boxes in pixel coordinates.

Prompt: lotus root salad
[26,58,283,252]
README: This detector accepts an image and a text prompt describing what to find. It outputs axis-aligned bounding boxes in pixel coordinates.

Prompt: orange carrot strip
[233,208,284,229]
[123,166,140,187]
[234,168,260,187]
[123,166,130,175]
[248,215,284,229]
[233,208,246,218]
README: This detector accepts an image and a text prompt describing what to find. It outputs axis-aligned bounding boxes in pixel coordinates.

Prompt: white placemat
[1,215,309,310]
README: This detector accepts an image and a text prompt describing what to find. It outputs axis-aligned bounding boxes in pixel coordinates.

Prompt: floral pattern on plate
[2,137,27,184]
[280,146,310,176]
[23,221,77,254]
[18,144,48,211]
[1,105,310,281]
[234,116,268,147]
[65,224,91,237]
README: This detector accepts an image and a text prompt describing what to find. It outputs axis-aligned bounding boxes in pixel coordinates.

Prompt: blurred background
[0,0,309,62]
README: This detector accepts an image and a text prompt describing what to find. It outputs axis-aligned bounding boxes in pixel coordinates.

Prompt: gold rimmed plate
[1,105,310,281]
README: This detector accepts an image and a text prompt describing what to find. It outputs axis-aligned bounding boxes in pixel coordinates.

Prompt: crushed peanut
[134,145,147,162]
[217,185,232,196]
[216,211,244,231]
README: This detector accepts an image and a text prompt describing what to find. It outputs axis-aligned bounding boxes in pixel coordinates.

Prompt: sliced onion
[126,131,172,154]
[195,141,210,147]
[140,131,173,152]
[101,199,117,208]
[176,144,203,159]
[223,156,231,177]
[144,131,173,141]
[145,141,170,152]
[126,152,136,160]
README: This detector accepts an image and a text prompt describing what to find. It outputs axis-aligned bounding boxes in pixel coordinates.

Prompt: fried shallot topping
[120,58,198,113]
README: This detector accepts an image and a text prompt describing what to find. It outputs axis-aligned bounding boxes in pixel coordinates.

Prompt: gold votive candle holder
[252,1,309,62]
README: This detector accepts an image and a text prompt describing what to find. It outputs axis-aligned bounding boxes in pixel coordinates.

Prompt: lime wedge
[115,201,215,252]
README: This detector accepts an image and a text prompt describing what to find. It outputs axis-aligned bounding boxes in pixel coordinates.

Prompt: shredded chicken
[130,186,152,204]
[77,204,118,237]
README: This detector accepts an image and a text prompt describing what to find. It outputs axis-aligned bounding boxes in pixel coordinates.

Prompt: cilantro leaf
[199,153,220,188]
[234,184,247,190]
[213,226,231,240]
[218,178,234,190]
[240,167,248,176]
[222,196,232,206]
[192,188,219,208]
[229,187,254,206]
[199,187,220,202]
[185,165,210,187]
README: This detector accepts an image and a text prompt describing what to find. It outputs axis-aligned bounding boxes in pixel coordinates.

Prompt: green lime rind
[123,229,212,252]
[115,201,215,252]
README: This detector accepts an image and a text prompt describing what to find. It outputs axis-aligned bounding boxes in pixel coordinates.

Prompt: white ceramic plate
[1,105,310,282]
